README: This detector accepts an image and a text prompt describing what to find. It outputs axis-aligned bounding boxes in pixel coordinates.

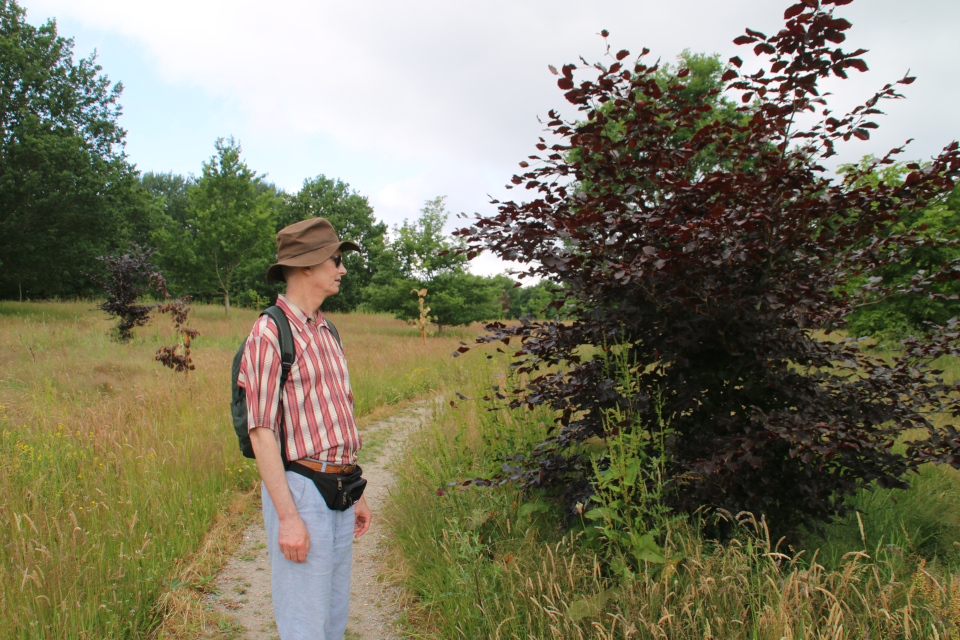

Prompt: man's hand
[278,514,310,562]
[354,494,372,538]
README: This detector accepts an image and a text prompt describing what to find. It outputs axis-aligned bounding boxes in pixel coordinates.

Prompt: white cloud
[22,0,960,278]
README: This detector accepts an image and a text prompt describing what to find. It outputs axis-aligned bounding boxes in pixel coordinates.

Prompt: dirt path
[203,400,432,640]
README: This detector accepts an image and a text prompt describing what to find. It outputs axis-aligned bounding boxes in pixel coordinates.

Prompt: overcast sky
[22,0,960,277]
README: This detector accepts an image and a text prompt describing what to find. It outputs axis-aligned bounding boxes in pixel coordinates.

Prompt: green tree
[143,171,198,297]
[392,196,466,279]
[160,137,276,313]
[507,281,563,319]
[277,175,387,312]
[142,171,194,227]
[364,197,500,331]
[427,271,502,331]
[842,158,960,341]
[0,0,152,299]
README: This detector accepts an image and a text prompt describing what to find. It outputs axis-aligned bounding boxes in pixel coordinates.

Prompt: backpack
[230,305,341,460]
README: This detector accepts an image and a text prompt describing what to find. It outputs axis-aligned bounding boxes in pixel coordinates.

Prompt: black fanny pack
[289,462,367,511]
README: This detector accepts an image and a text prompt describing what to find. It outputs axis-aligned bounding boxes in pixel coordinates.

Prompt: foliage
[152,277,199,376]
[156,138,277,312]
[365,197,502,331]
[141,171,195,226]
[410,287,433,344]
[580,350,677,582]
[503,280,564,319]
[388,355,960,639]
[455,1,960,540]
[92,245,163,342]
[0,0,156,300]
[392,197,467,280]
[841,158,960,342]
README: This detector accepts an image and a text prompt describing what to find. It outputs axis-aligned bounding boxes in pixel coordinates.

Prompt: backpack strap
[263,306,295,386]
[323,316,343,350]
[261,306,295,466]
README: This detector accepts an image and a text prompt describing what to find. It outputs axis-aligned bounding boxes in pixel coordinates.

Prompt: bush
[455,1,960,540]
[92,245,162,342]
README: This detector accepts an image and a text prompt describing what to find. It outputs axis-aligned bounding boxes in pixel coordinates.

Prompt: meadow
[3,301,960,639]
[0,301,478,639]
[387,348,960,639]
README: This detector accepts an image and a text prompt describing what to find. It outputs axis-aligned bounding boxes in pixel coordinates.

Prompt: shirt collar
[276,294,328,332]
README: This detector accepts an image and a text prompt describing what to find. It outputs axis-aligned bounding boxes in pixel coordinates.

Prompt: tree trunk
[223,290,230,315]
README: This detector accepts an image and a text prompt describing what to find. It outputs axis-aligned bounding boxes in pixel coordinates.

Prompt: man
[237,217,371,640]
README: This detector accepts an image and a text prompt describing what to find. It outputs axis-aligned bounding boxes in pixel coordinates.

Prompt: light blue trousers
[262,471,355,640]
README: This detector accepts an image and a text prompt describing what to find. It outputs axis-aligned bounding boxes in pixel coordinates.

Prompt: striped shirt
[237,294,361,464]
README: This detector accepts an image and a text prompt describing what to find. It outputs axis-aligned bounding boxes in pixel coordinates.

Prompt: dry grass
[386,350,960,640]
[148,489,258,640]
[0,300,482,639]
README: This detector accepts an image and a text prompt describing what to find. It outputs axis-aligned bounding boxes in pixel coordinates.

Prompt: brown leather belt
[295,459,357,474]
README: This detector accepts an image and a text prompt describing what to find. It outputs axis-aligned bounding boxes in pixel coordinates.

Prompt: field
[3,301,960,639]
[386,347,960,638]
[0,301,478,639]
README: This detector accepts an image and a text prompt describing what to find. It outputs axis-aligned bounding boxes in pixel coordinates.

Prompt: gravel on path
[202,400,432,640]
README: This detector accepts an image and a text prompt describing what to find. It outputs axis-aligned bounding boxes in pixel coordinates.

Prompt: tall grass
[0,301,478,639]
[387,350,960,639]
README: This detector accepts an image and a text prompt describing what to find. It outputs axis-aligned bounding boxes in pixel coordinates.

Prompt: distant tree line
[0,0,557,330]
[5,0,953,338]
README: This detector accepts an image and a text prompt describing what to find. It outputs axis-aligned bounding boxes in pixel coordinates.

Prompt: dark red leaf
[847,59,868,73]
[784,3,806,19]
[733,35,756,45]
[730,56,743,68]
[600,29,609,37]
[721,69,738,82]
[853,128,870,141]
[824,30,846,44]
[558,77,574,90]
[548,64,559,76]
[616,49,629,61]
[900,75,916,85]
[745,28,767,39]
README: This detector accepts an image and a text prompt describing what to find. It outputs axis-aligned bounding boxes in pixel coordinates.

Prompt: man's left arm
[354,494,371,538]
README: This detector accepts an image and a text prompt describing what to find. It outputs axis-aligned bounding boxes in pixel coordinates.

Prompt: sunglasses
[328,255,343,268]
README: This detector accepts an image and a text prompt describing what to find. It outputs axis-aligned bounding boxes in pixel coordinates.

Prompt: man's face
[305,252,346,301]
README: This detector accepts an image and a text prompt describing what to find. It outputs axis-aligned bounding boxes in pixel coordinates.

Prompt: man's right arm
[239,317,310,563]
[250,426,311,562]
